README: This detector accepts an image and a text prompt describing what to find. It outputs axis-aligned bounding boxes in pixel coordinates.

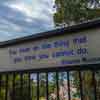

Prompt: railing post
[37,72,39,100]
[46,72,48,100]
[92,71,97,100]
[67,71,71,100]
[56,71,59,100]
[5,74,8,100]
[79,71,83,100]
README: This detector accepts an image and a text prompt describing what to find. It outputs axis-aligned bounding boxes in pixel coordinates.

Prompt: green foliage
[0,89,5,100]
[54,0,100,26]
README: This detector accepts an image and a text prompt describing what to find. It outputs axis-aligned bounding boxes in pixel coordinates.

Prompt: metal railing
[0,65,100,100]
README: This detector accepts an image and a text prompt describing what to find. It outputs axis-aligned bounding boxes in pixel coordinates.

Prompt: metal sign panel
[0,28,100,71]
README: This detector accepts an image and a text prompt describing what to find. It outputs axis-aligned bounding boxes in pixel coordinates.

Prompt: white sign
[0,28,100,72]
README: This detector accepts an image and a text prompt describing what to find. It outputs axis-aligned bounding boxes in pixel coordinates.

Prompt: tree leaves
[54,0,100,26]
